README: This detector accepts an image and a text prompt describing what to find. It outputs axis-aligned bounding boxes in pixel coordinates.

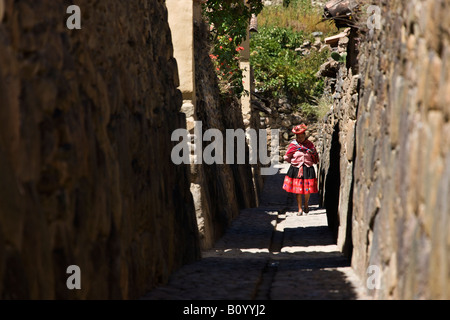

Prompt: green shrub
[250,0,335,120]
[250,26,329,106]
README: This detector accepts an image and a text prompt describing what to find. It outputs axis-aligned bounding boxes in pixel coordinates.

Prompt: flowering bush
[202,0,264,97]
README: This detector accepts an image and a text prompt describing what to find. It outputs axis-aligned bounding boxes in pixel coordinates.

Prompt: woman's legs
[304,193,310,213]
[296,193,311,214]
[296,194,303,213]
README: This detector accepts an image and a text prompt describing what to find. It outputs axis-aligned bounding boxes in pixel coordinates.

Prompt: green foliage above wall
[250,0,336,120]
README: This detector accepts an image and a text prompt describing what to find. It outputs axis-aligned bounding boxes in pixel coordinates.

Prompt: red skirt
[283,165,318,194]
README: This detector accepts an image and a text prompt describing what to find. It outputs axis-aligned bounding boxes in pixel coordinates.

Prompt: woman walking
[282,124,319,215]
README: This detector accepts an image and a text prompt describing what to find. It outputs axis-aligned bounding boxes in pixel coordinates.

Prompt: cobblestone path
[142,164,367,300]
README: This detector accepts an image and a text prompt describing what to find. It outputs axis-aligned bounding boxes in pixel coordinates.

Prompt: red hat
[292,124,307,134]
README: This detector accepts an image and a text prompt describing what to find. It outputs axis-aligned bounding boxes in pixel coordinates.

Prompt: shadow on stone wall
[323,122,341,241]
[318,0,450,299]
[0,0,200,299]
[192,20,259,250]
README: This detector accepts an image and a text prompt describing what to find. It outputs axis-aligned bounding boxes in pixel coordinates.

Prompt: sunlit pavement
[142,164,368,300]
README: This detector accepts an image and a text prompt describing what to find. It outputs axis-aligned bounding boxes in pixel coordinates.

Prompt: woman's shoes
[295,205,310,216]
[296,207,309,216]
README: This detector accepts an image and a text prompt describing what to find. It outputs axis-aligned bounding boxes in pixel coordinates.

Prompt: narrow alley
[142,163,367,300]
[1,0,447,302]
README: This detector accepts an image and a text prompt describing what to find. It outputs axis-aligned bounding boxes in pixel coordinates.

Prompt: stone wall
[319,0,450,299]
[192,20,259,249]
[0,0,200,299]
[317,27,359,259]
[166,1,262,250]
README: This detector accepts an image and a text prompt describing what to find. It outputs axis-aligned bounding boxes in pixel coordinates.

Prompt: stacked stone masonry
[167,0,261,250]
[191,19,259,249]
[318,0,450,299]
[0,0,200,299]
